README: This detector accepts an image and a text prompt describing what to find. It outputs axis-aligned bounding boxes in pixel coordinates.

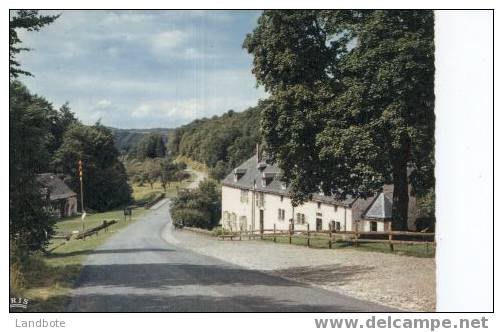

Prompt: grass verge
[260,234,435,258]
[12,207,147,312]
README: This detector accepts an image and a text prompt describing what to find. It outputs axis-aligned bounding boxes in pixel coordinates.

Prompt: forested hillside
[168,107,261,179]
[111,127,172,154]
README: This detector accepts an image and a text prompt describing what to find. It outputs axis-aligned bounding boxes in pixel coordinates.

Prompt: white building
[221,150,416,233]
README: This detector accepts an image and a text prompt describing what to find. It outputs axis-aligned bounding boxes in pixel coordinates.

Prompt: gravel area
[164,227,436,311]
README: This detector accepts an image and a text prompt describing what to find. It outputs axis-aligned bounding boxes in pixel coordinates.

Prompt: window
[296,213,306,224]
[317,202,321,209]
[240,189,248,203]
[239,216,247,231]
[256,192,265,207]
[280,195,284,202]
[334,205,338,212]
[371,221,378,232]
[278,208,285,221]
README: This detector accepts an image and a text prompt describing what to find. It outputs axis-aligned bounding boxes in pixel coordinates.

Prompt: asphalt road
[66,202,392,312]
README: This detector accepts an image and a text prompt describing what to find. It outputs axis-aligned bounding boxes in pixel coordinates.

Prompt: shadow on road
[65,261,390,312]
[68,293,368,312]
[48,248,176,258]
[75,262,301,288]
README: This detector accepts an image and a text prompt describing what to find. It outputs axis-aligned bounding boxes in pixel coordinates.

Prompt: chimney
[256,143,262,163]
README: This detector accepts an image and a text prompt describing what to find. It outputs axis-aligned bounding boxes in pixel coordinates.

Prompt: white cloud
[97,99,112,108]
[151,30,188,51]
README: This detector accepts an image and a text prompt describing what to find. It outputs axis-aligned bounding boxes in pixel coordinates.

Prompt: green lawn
[261,234,435,258]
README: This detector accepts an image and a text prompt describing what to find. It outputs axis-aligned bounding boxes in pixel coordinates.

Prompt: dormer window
[257,161,267,171]
[233,168,246,182]
[281,182,287,190]
[261,172,275,187]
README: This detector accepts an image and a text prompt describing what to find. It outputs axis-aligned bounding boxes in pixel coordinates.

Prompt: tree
[244,10,435,230]
[170,179,221,230]
[158,158,187,191]
[46,102,79,158]
[132,133,166,160]
[10,10,59,78]
[9,81,55,251]
[53,122,132,211]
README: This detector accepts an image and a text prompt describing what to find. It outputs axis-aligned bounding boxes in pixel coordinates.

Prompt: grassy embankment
[13,175,195,312]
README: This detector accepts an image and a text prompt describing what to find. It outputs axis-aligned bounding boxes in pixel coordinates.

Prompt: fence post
[307,224,310,247]
[273,224,276,242]
[328,223,333,249]
[389,233,394,251]
[355,222,359,247]
[289,223,292,244]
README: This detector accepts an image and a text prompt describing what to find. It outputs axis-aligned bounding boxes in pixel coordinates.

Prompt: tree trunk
[391,155,409,231]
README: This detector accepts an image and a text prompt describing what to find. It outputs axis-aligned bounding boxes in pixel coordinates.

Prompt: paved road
[66,203,392,312]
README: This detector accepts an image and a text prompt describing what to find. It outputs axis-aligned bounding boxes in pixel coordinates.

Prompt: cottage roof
[363,191,393,220]
[36,173,77,201]
[222,156,357,207]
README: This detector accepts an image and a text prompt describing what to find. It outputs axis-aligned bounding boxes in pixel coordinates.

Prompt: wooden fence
[75,219,118,240]
[218,223,435,252]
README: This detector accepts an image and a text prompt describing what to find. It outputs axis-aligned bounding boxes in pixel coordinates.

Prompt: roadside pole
[79,159,85,232]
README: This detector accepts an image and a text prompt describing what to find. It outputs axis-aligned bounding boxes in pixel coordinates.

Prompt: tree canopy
[169,108,260,180]
[10,82,55,251]
[10,10,59,78]
[244,10,435,230]
[53,123,132,212]
[132,133,167,160]
[170,179,221,230]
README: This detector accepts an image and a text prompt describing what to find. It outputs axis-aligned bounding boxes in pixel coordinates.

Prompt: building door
[316,218,322,231]
[371,221,378,232]
[259,210,264,232]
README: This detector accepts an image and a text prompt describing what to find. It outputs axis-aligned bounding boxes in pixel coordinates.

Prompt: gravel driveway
[165,226,436,311]
[66,203,392,312]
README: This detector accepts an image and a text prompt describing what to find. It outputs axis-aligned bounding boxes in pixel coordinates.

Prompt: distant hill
[109,127,173,154]
[168,107,260,179]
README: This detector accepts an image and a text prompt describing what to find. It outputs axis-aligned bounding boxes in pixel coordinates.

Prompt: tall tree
[244,10,435,230]
[9,82,54,251]
[133,133,167,160]
[10,10,59,78]
[53,122,132,211]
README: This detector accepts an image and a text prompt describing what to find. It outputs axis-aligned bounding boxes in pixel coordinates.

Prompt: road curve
[66,202,392,312]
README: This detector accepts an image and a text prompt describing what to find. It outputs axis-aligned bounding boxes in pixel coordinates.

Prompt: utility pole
[78,159,85,232]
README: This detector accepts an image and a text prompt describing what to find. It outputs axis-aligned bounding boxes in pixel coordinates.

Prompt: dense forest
[111,127,172,154]
[169,107,261,179]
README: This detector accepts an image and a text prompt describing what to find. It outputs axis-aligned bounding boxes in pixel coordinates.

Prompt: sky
[17,10,266,129]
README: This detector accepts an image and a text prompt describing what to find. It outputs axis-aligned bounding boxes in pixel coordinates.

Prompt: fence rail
[218,224,435,252]
[75,219,118,240]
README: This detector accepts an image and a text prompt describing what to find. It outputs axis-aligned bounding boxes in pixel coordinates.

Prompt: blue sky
[17,10,266,129]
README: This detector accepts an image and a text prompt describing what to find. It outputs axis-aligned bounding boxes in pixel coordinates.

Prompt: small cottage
[37,173,78,218]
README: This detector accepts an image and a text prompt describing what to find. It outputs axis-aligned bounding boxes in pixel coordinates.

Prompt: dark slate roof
[222,156,356,207]
[363,191,393,220]
[36,173,77,201]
